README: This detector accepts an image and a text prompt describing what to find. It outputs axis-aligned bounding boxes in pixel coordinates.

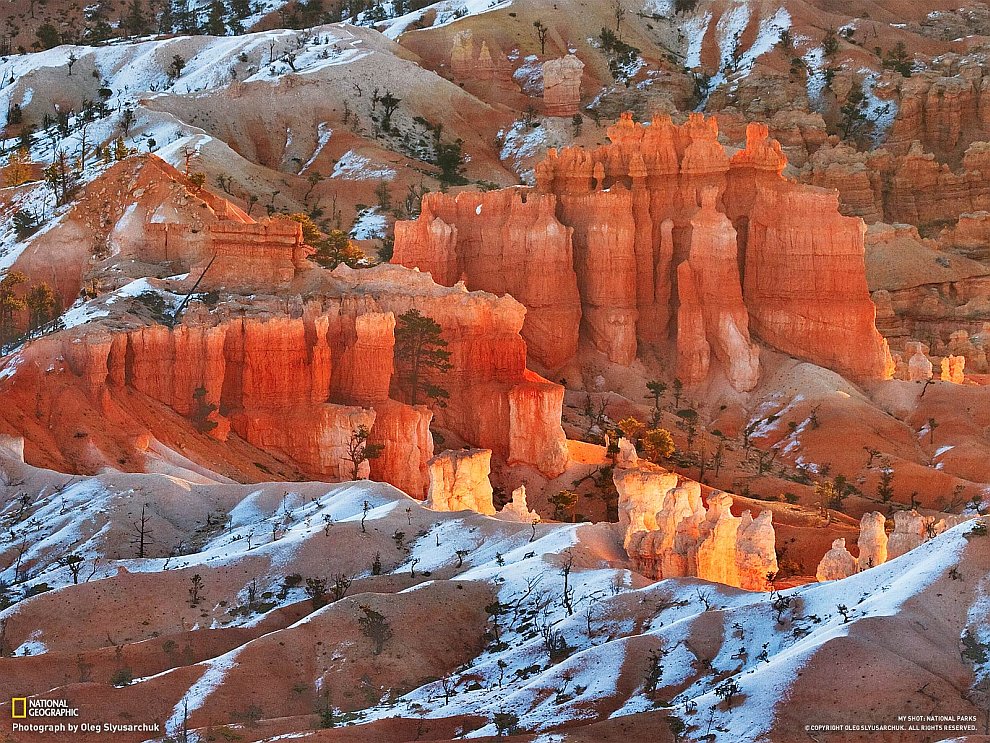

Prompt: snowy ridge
[363,0,514,41]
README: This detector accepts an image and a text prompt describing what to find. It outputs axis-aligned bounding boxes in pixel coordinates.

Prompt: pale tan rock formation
[735,510,778,591]
[616,437,639,468]
[821,510,975,581]
[887,510,928,560]
[542,54,583,117]
[857,512,889,571]
[816,539,857,582]
[614,463,679,548]
[498,484,541,523]
[425,448,496,515]
[908,346,935,381]
[618,465,776,590]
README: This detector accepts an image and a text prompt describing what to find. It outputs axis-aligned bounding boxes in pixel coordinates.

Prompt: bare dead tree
[129,503,155,558]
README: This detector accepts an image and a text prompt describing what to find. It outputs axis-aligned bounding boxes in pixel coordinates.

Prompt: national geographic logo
[9,697,161,736]
[10,698,79,718]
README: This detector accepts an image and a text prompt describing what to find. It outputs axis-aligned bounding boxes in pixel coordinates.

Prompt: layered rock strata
[543,55,583,117]
[0,266,569,494]
[394,114,891,386]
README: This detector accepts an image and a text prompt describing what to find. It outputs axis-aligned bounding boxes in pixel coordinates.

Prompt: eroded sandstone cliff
[393,114,892,387]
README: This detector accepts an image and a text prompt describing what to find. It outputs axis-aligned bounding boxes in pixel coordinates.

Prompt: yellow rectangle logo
[11,698,27,718]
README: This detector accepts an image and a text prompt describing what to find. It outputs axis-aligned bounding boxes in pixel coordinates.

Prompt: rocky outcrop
[940,355,966,383]
[818,509,972,582]
[449,30,513,83]
[816,539,857,582]
[0,266,570,491]
[857,512,888,571]
[676,186,759,390]
[425,448,496,515]
[616,437,639,468]
[907,344,935,381]
[887,510,928,560]
[392,190,581,370]
[804,140,990,229]
[744,185,894,381]
[614,463,680,549]
[886,63,990,160]
[394,114,890,386]
[617,464,776,590]
[542,55,583,117]
[940,211,990,260]
[193,218,313,291]
[498,484,541,523]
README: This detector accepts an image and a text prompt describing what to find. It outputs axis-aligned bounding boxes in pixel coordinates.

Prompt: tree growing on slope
[0,271,27,347]
[358,605,392,655]
[343,424,384,480]
[393,309,451,407]
[26,282,57,332]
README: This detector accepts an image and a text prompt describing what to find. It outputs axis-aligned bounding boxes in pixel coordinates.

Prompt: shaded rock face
[393,114,890,387]
[615,464,776,591]
[744,185,894,382]
[425,448,496,515]
[498,484,540,523]
[676,185,760,390]
[449,30,513,83]
[542,55,583,117]
[805,141,990,229]
[0,267,569,494]
[887,67,990,162]
[816,539,857,582]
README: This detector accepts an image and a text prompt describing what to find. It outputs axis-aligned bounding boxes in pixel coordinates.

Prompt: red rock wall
[394,113,891,387]
[0,269,570,492]
[392,190,582,370]
[744,185,893,380]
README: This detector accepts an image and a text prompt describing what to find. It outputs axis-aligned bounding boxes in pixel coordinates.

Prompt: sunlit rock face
[393,114,891,388]
[616,465,777,591]
[425,448,496,515]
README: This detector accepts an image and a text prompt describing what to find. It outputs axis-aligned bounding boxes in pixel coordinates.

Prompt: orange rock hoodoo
[393,114,893,387]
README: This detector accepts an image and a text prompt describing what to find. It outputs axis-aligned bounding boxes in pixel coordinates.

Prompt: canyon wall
[0,266,569,494]
[393,113,891,387]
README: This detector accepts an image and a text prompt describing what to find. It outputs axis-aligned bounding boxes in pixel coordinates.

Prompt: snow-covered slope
[2,445,987,742]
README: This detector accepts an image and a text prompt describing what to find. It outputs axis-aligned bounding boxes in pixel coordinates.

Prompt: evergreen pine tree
[393,309,452,407]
